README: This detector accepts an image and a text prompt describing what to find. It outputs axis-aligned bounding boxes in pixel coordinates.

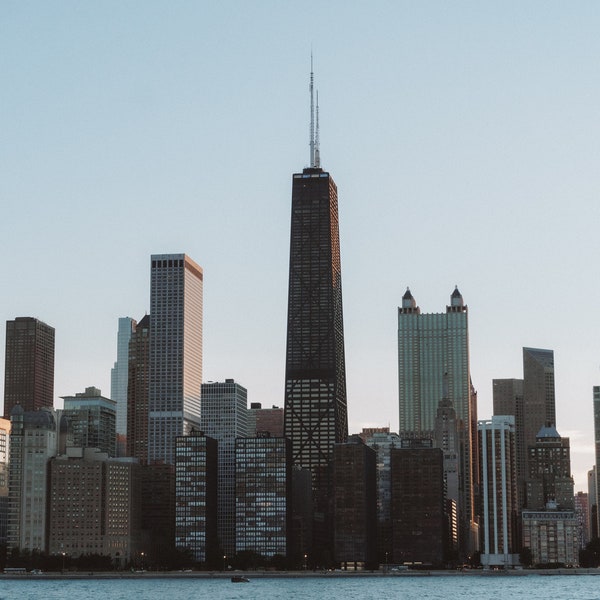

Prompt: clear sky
[2,1,599,490]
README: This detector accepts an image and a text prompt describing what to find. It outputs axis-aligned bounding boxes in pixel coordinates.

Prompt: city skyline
[2,3,600,491]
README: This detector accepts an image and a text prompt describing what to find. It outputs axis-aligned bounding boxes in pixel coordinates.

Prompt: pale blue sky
[2,1,599,489]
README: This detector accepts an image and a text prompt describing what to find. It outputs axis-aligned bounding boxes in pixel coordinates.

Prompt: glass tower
[397,287,477,557]
[111,317,136,457]
[148,254,203,465]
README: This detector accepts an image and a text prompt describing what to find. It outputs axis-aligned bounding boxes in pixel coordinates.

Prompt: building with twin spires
[283,64,348,562]
[397,287,478,557]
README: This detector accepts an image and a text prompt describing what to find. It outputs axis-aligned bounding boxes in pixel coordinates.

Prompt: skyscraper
[61,386,117,456]
[283,66,348,560]
[478,416,519,568]
[3,317,55,418]
[175,431,217,563]
[397,287,478,556]
[493,378,525,507]
[200,379,248,556]
[127,315,150,463]
[594,386,600,535]
[522,347,556,454]
[148,254,203,465]
[111,317,136,457]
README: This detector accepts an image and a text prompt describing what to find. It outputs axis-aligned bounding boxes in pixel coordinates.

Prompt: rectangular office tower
[148,254,203,465]
[397,287,478,557]
[200,379,248,557]
[4,317,55,418]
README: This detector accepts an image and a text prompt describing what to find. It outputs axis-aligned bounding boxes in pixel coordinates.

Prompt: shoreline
[2,567,600,580]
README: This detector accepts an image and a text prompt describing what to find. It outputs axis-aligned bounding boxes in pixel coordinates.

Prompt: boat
[231,575,250,583]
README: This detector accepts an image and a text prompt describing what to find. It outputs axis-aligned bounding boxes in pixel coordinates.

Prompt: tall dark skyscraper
[4,317,55,418]
[283,65,348,559]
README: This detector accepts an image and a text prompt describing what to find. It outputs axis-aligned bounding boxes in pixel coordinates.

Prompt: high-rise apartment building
[127,315,150,463]
[175,432,217,563]
[148,254,203,465]
[283,68,348,562]
[397,287,478,556]
[200,379,248,556]
[588,466,598,540]
[525,425,574,510]
[7,407,61,551]
[478,416,519,568]
[0,418,10,546]
[593,385,600,536]
[111,317,136,457]
[333,436,377,569]
[48,447,141,561]
[4,317,55,418]
[61,386,116,456]
[390,444,445,566]
[493,378,525,507]
[574,491,590,549]
[235,436,291,559]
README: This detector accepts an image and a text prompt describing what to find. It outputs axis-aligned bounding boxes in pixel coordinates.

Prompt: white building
[148,254,203,465]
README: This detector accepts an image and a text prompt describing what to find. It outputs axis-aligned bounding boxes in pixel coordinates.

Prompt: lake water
[0,574,598,600]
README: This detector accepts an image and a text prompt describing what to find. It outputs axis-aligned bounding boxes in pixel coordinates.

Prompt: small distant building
[525,425,574,510]
[48,447,141,561]
[574,491,590,549]
[333,436,377,570]
[247,403,284,437]
[61,387,117,456]
[235,436,291,558]
[522,503,579,566]
[175,431,218,563]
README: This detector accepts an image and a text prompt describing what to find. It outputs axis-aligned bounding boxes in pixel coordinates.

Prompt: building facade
[397,287,478,556]
[148,254,203,465]
[332,436,377,569]
[111,317,136,457]
[0,418,10,546]
[127,314,150,463]
[235,436,291,559]
[7,407,60,551]
[390,444,445,567]
[48,447,141,561]
[4,317,55,418]
[478,416,519,567]
[522,507,579,566]
[593,386,600,536]
[247,403,284,438]
[200,379,248,556]
[525,425,574,511]
[61,387,116,456]
[174,432,217,563]
[362,428,401,561]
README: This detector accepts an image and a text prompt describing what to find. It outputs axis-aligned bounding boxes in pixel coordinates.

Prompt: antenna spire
[309,54,315,167]
[315,90,321,168]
